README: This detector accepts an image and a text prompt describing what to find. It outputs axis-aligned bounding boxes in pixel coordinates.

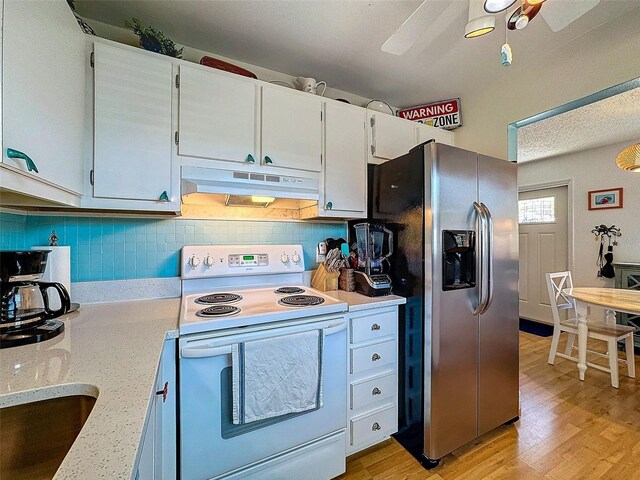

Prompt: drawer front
[351,340,395,374]
[351,372,396,410]
[350,405,397,447]
[350,309,396,344]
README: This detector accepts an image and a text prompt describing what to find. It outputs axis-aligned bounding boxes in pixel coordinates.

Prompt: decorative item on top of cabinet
[1,0,86,207]
[124,18,183,58]
[83,40,178,212]
[347,306,399,455]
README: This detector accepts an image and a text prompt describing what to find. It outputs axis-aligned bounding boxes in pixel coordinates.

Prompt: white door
[2,0,85,194]
[93,43,173,201]
[518,186,569,324]
[416,123,455,146]
[261,86,322,172]
[178,65,258,165]
[322,102,366,214]
[369,113,417,164]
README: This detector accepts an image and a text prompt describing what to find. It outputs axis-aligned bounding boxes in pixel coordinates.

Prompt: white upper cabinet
[261,86,322,172]
[177,65,258,165]
[416,122,455,146]
[1,0,85,202]
[92,42,174,203]
[368,113,418,164]
[322,102,367,215]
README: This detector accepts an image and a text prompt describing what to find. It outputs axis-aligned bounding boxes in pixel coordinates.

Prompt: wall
[0,213,346,282]
[517,141,640,289]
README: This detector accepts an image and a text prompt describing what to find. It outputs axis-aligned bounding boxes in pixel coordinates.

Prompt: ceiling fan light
[515,14,529,29]
[484,0,517,13]
[615,143,640,172]
[467,0,496,38]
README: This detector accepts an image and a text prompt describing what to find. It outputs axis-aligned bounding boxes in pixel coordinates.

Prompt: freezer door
[426,144,480,460]
[477,155,520,435]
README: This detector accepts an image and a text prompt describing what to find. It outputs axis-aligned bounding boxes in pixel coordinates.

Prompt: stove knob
[188,254,201,269]
[292,253,301,264]
[280,253,289,264]
[204,255,215,268]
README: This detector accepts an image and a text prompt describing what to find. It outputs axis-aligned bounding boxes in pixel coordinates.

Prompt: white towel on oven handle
[232,328,323,425]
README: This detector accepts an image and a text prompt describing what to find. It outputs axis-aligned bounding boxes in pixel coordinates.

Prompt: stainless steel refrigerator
[371,141,519,467]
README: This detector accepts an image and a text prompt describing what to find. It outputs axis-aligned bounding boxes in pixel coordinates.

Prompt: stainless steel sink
[0,395,96,480]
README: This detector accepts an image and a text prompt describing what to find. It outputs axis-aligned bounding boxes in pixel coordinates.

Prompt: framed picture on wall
[588,188,623,210]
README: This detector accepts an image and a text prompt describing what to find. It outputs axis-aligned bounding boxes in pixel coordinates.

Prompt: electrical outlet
[316,241,327,263]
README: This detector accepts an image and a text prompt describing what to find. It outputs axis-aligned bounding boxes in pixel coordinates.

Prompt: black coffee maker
[1,250,70,348]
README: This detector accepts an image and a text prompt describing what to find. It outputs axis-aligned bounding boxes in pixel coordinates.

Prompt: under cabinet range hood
[181,165,320,204]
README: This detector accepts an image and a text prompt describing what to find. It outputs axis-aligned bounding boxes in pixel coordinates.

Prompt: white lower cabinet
[135,338,177,480]
[347,306,399,455]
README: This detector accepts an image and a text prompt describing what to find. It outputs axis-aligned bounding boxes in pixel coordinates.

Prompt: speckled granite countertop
[0,298,180,480]
[325,291,406,311]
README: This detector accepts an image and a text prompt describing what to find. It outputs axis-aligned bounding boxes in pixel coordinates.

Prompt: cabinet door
[93,43,173,201]
[323,102,366,214]
[261,86,322,172]
[416,123,455,146]
[2,0,85,194]
[178,65,258,164]
[369,113,417,163]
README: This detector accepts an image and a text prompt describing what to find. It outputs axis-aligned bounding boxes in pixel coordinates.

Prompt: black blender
[353,222,394,296]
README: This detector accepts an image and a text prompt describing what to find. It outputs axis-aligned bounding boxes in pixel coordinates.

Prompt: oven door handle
[181,344,232,359]
[324,321,347,336]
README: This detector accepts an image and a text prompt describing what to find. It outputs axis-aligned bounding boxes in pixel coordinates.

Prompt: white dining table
[563,287,640,381]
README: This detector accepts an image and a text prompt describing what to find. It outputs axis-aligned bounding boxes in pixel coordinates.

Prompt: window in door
[518,196,556,224]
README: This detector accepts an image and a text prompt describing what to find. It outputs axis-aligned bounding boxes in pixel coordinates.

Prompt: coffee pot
[1,250,71,332]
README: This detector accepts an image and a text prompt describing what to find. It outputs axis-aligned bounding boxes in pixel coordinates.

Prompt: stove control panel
[181,245,304,279]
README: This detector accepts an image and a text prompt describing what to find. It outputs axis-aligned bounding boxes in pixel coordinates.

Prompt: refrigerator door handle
[479,202,494,314]
[472,202,488,315]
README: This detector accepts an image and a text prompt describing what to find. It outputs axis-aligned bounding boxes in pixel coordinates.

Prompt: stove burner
[274,287,305,295]
[278,295,325,307]
[196,305,241,317]
[196,293,243,305]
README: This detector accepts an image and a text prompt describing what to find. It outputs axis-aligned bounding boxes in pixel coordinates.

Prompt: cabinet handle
[372,387,382,396]
[246,154,256,163]
[372,353,381,362]
[371,323,380,331]
[159,191,170,202]
[372,422,381,431]
[6,148,39,173]
[156,381,169,403]
[264,155,273,165]
[326,201,333,210]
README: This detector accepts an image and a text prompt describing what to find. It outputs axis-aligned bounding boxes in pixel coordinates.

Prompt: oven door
[179,315,347,479]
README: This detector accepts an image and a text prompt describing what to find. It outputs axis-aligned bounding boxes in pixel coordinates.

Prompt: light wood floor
[338,332,640,480]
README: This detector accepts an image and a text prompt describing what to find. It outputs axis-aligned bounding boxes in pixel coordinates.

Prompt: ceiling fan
[381,0,601,55]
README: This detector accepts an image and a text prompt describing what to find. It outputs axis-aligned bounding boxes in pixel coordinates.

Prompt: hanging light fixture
[615,143,640,172]
[484,0,517,14]
[465,0,496,38]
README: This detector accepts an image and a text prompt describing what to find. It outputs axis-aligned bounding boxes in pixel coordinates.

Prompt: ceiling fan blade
[381,0,450,56]
[540,0,600,32]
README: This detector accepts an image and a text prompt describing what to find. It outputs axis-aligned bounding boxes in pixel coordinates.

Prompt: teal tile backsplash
[0,213,346,282]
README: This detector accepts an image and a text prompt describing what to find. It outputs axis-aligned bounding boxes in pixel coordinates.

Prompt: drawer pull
[371,323,381,331]
[372,422,381,431]
[372,387,381,396]
[372,353,381,362]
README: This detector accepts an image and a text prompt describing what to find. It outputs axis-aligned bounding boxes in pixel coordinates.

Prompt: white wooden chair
[545,271,636,388]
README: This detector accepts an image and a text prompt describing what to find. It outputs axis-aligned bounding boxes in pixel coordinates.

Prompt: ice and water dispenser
[442,230,476,291]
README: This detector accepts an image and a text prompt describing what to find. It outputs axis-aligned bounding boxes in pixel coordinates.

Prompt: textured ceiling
[517,87,640,162]
[75,0,640,108]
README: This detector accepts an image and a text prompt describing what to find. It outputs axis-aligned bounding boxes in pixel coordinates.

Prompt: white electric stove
[179,245,349,480]
[179,244,347,335]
